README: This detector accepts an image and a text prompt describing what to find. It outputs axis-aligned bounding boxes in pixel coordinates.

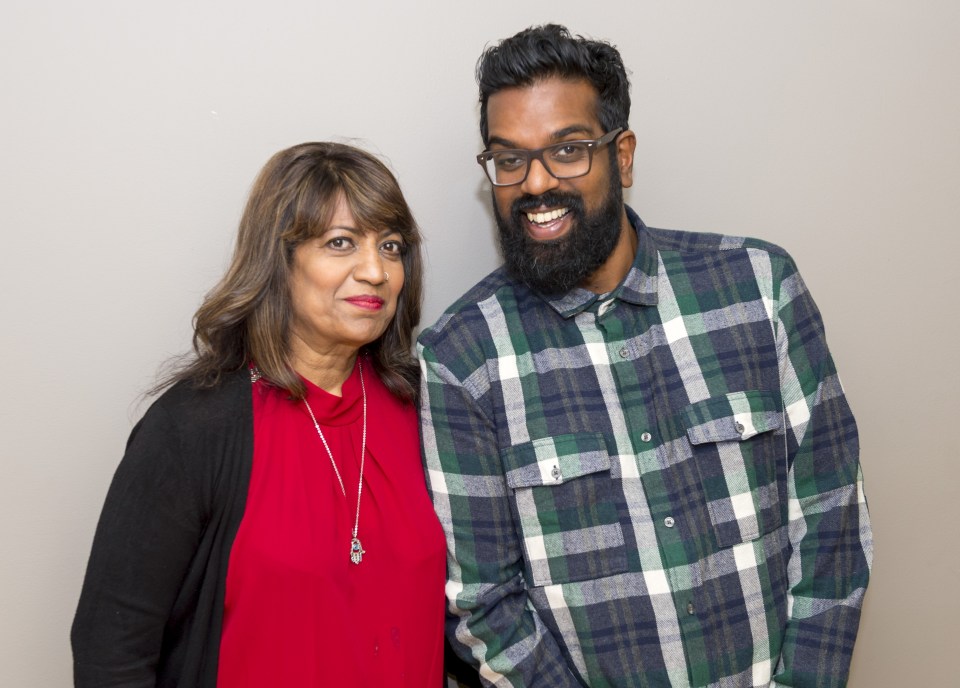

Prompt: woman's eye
[381,240,405,257]
[326,236,354,250]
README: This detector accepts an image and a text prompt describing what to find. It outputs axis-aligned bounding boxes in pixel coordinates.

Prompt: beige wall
[2,1,957,685]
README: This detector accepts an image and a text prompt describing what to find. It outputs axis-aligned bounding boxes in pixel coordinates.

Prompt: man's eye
[550,143,587,162]
[493,154,526,171]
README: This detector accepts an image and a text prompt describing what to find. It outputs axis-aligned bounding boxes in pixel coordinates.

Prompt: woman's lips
[345,295,385,310]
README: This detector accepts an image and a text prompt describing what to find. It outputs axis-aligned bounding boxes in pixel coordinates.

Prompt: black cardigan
[72,370,253,688]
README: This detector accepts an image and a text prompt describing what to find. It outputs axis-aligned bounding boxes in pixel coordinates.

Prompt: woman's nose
[353,244,387,284]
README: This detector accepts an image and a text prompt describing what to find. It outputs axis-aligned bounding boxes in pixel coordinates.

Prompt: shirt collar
[543,206,659,318]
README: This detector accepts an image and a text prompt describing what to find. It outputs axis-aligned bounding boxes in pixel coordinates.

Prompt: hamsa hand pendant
[350,537,365,564]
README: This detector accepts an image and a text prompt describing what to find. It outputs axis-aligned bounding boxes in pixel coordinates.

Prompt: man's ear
[616,129,637,189]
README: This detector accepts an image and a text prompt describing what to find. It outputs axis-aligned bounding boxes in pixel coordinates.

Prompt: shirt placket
[596,297,715,687]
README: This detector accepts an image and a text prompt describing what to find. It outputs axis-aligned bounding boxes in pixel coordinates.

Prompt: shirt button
[734,421,745,434]
[687,602,695,615]
[618,347,629,359]
[551,465,562,482]
[640,431,652,442]
[598,300,614,316]
[664,517,675,528]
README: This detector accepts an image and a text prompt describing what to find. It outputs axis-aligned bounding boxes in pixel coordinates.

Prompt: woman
[71,142,446,687]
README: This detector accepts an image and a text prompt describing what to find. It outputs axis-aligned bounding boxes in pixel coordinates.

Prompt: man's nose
[520,158,560,197]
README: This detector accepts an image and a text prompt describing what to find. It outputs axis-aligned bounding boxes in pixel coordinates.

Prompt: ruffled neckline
[299,358,365,428]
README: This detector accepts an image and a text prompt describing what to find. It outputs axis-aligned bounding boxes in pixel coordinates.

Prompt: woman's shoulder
[154,368,251,413]
[366,363,415,414]
[134,368,253,446]
[113,369,255,498]
[365,365,418,451]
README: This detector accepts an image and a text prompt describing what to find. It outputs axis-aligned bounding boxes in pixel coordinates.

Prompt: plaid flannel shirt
[420,209,872,688]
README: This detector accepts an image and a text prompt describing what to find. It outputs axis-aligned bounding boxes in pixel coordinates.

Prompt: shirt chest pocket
[682,390,786,548]
[502,433,627,588]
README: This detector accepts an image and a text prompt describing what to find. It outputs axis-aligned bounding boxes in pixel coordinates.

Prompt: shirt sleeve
[71,401,207,688]
[418,341,585,688]
[769,254,873,687]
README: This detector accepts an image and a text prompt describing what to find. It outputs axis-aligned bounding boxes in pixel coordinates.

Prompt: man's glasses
[476,128,623,187]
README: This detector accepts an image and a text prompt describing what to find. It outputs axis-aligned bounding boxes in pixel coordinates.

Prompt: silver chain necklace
[302,359,367,565]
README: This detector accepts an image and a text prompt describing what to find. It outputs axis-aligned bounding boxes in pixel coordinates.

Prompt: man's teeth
[526,208,570,224]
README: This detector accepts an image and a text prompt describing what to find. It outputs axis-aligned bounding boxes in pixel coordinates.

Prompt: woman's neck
[289,342,359,396]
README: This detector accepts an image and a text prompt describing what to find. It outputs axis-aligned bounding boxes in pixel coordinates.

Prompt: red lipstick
[345,295,385,311]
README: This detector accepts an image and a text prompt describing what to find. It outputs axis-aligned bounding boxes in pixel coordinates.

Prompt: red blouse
[217,358,446,687]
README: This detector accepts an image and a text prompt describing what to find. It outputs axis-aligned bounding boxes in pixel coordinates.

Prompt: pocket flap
[502,433,611,488]
[683,390,782,445]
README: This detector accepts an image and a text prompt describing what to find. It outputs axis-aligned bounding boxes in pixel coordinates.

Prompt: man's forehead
[486,77,602,145]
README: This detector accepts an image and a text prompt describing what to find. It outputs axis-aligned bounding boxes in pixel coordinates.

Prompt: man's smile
[525,207,570,224]
[522,206,572,241]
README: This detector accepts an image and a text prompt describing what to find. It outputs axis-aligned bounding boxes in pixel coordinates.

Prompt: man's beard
[494,175,624,296]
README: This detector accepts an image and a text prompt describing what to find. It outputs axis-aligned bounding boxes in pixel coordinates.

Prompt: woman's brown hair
[160,142,423,401]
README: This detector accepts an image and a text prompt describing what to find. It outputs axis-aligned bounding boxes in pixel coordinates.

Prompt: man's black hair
[476,24,631,146]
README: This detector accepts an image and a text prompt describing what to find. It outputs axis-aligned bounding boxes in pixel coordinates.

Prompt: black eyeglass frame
[476,127,624,187]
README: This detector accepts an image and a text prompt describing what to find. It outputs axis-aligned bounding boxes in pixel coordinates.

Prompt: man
[420,24,872,688]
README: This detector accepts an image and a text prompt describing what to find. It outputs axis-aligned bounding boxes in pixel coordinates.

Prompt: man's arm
[770,253,873,687]
[419,342,585,688]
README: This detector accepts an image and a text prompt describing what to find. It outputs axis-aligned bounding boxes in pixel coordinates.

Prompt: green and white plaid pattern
[419,209,871,688]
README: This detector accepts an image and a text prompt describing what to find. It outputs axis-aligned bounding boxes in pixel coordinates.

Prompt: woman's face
[288,194,405,362]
